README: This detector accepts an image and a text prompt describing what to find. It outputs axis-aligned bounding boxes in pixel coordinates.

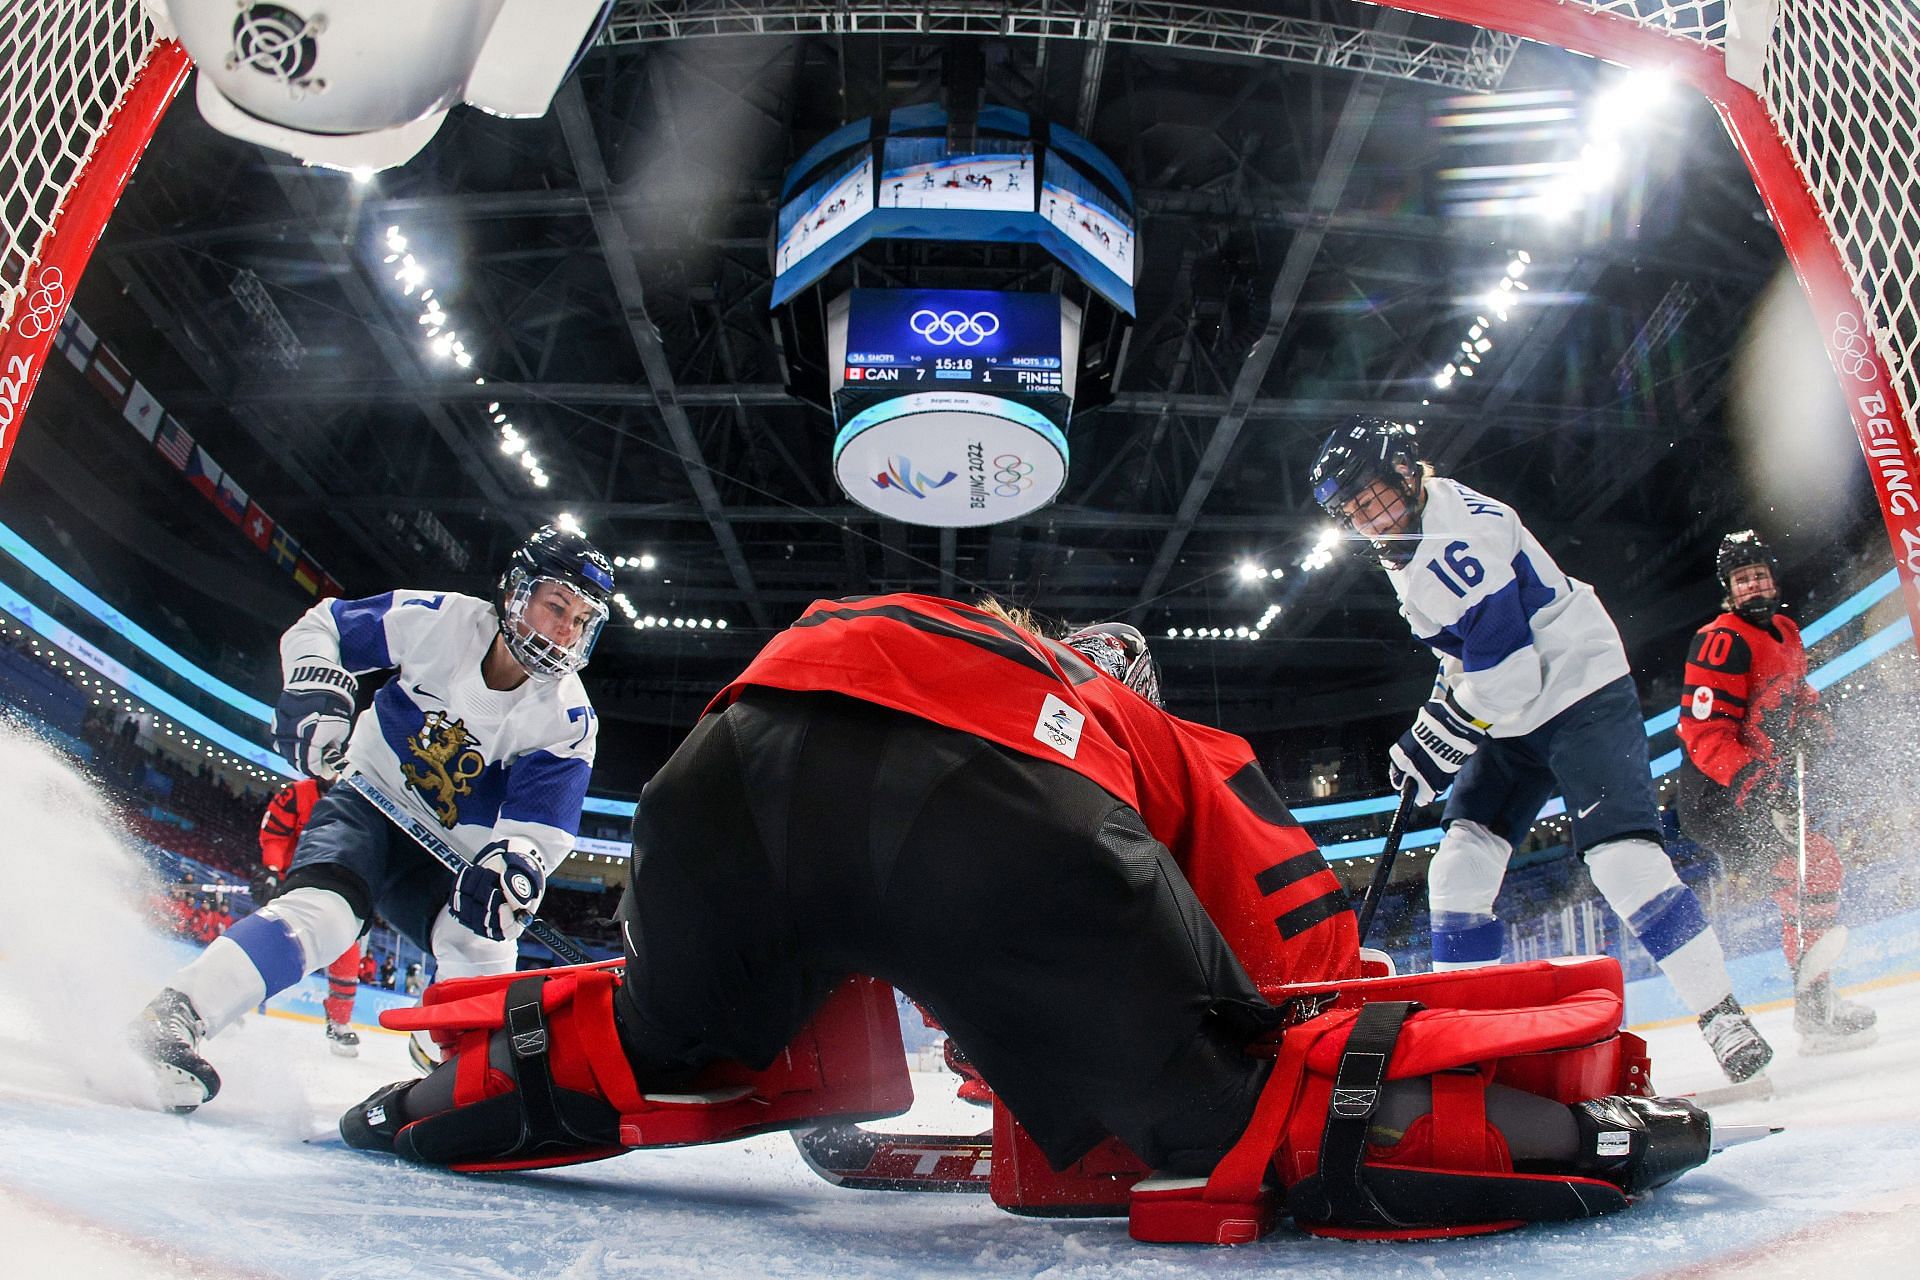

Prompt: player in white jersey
[1309,420,1772,1084]
[133,526,613,1111]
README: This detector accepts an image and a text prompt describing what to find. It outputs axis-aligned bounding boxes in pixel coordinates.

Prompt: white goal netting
[0,0,158,336]
[1,0,1918,576]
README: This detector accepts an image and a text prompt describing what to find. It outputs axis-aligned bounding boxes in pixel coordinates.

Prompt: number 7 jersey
[1385,477,1630,736]
[280,589,599,871]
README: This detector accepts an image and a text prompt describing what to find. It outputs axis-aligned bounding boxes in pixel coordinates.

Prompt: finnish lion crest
[401,711,485,828]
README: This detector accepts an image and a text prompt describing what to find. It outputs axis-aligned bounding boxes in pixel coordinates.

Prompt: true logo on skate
[1032,693,1084,759]
[401,711,486,827]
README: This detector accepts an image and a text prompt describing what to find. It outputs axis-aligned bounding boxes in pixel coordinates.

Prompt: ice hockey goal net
[0,1,185,478]
[0,1,1916,636]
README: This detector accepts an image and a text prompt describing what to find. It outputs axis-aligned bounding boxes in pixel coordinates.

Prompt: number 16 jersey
[1385,477,1630,737]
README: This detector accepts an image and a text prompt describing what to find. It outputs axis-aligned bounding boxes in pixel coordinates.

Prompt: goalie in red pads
[341,595,1723,1241]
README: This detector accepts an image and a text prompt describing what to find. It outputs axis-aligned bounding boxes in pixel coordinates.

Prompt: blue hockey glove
[273,658,356,780]
[1388,688,1489,806]
[450,839,546,942]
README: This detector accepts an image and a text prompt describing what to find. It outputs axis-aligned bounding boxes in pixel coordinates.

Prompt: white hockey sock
[1584,838,1733,1015]
[167,937,269,1036]
[164,887,364,1038]
[1429,820,1513,968]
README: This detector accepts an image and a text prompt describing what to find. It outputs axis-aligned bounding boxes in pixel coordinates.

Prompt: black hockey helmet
[1309,418,1423,564]
[1061,621,1163,707]
[1715,529,1779,623]
[495,525,616,680]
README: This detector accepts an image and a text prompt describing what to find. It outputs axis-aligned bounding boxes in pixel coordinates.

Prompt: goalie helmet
[1308,418,1423,565]
[1715,529,1780,623]
[495,525,614,681]
[151,0,613,172]
[1061,622,1163,708]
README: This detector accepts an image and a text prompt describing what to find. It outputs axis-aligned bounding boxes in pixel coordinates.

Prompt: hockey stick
[1794,748,1808,971]
[1354,778,1419,948]
[342,772,594,966]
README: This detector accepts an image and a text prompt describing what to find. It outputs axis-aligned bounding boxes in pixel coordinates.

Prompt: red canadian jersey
[711,593,1360,991]
[260,778,324,874]
[1677,610,1820,801]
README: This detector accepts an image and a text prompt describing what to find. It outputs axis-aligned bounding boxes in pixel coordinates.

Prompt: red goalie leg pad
[357,968,913,1169]
[1131,960,1660,1245]
[345,967,640,1172]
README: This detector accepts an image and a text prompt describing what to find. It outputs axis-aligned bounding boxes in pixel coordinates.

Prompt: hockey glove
[451,839,547,942]
[274,658,356,780]
[1388,688,1489,806]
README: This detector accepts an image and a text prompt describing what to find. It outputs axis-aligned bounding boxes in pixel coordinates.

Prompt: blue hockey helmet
[495,525,615,680]
[1308,418,1424,565]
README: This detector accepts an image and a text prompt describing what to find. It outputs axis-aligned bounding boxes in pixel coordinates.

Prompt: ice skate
[325,1019,362,1058]
[133,989,220,1113]
[1697,995,1772,1084]
[1794,974,1877,1055]
[408,1029,441,1077]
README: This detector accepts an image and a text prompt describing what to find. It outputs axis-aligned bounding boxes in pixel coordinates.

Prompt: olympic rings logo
[1833,312,1879,383]
[910,308,1000,347]
[992,453,1033,497]
[12,267,65,339]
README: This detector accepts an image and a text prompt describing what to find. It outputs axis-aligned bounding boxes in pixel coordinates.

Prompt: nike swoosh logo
[413,685,440,701]
[1576,801,1603,819]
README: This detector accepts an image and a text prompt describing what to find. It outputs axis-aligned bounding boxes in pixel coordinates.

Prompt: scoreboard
[831,288,1074,527]
[843,289,1064,394]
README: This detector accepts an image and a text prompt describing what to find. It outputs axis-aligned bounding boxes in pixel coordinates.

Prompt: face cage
[1723,563,1779,622]
[1328,472,1421,567]
[500,574,609,681]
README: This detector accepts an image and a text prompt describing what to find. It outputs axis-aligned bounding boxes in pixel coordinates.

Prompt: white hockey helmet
[146,0,613,172]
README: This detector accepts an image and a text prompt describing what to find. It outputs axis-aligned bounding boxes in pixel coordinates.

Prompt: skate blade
[1797,1026,1879,1056]
[1709,1122,1783,1153]
[1686,1075,1775,1107]
[148,1063,213,1114]
[328,1043,361,1059]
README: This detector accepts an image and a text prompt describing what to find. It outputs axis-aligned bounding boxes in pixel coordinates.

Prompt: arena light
[380,228,547,492]
[1236,559,1265,583]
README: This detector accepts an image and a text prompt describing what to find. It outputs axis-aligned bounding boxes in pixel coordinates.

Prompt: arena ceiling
[47,0,1883,781]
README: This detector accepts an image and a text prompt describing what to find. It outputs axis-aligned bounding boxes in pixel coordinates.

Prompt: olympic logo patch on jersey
[401,710,486,827]
[1690,685,1714,720]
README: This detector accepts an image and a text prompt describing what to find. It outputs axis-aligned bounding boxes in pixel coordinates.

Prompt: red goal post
[1376,0,1920,643]
[1,2,1917,641]
[0,3,186,485]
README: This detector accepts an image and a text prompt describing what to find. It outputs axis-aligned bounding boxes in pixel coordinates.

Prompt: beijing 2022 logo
[873,455,958,499]
[910,309,1000,347]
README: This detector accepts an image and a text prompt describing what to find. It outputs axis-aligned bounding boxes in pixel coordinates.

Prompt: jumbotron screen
[842,288,1064,393]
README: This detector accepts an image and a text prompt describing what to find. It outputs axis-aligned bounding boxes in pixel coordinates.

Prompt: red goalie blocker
[357,963,913,1171]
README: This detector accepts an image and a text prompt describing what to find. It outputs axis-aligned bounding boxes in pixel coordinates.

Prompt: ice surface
[1,726,1916,1278]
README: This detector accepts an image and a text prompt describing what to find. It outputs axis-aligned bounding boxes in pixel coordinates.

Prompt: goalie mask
[495,526,614,681]
[1308,418,1424,567]
[1061,622,1163,708]
[152,1,613,172]
[1716,529,1780,624]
